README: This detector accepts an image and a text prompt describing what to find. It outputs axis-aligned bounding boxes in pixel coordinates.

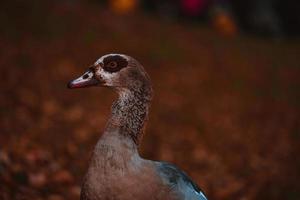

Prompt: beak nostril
[83,74,89,79]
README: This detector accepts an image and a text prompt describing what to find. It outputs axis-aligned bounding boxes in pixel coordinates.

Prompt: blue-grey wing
[157,162,208,200]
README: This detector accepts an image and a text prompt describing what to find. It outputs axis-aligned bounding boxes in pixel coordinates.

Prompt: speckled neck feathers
[106,81,153,146]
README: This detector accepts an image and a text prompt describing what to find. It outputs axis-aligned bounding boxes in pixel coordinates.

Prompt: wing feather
[157,162,208,200]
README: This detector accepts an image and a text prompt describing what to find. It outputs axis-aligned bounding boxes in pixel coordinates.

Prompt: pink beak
[68,70,100,89]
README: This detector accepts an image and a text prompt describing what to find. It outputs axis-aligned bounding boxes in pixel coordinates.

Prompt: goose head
[68,54,151,92]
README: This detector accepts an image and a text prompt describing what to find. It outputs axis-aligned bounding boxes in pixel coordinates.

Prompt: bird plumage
[157,162,207,200]
[68,54,208,200]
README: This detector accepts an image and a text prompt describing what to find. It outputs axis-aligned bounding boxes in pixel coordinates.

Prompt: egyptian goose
[68,54,208,200]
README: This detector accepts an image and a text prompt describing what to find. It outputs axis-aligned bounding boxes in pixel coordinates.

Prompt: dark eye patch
[103,55,128,73]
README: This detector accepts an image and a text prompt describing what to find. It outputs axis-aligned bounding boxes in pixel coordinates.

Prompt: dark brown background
[0,1,300,200]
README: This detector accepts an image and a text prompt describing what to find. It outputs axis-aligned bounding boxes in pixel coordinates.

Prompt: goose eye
[108,61,117,68]
[102,55,128,73]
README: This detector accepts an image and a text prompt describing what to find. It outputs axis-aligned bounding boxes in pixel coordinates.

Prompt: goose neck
[106,85,152,146]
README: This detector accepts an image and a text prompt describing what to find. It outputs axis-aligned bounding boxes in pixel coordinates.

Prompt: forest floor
[1,2,300,200]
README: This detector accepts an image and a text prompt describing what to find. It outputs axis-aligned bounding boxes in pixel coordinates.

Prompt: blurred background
[1,0,300,199]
